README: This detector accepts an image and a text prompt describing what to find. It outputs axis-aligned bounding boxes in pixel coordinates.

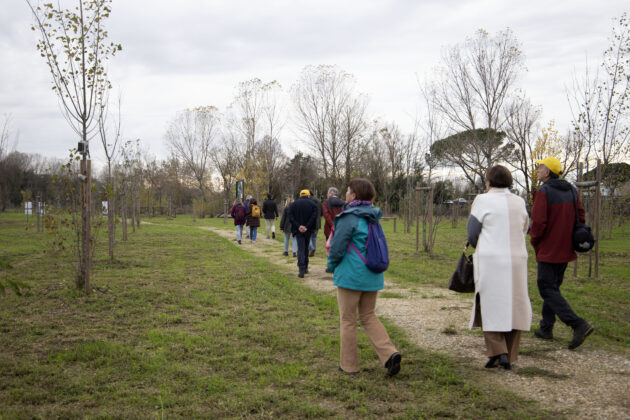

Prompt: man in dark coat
[530,156,593,350]
[323,187,344,240]
[288,189,318,278]
[262,193,279,239]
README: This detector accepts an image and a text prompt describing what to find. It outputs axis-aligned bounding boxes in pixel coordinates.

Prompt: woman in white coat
[467,165,531,370]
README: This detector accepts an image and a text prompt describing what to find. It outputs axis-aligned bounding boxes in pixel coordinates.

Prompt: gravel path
[203,226,630,419]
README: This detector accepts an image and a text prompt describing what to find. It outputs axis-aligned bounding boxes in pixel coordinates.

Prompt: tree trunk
[136,190,141,228]
[108,194,114,259]
[79,157,91,293]
[131,191,136,233]
[122,193,128,241]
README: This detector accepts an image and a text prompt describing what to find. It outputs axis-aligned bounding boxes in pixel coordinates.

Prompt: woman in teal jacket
[327,178,401,376]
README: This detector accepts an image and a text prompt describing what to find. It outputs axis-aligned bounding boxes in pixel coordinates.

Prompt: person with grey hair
[323,187,344,240]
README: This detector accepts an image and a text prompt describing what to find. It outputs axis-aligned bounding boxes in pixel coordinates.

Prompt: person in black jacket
[262,193,279,239]
[279,197,297,256]
[288,190,318,278]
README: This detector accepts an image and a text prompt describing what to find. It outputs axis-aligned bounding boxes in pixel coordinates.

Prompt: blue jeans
[250,226,258,242]
[284,232,297,253]
[235,224,243,241]
[309,230,318,251]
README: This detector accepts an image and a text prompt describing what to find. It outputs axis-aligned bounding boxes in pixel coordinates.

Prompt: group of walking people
[229,193,279,244]
[228,156,593,377]
[468,158,593,370]
[229,180,402,377]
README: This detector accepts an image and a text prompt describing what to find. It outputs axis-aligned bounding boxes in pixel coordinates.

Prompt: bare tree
[261,81,285,145]
[503,94,541,197]
[433,28,524,187]
[231,78,264,155]
[115,139,141,240]
[161,156,185,218]
[0,115,18,212]
[378,123,405,213]
[340,94,369,185]
[259,81,286,194]
[97,93,121,259]
[165,106,219,205]
[226,78,284,198]
[211,128,243,205]
[567,60,600,172]
[256,135,286,196]
[568,12,630,168]
[27,0,121,292]
[292,65,362,182]
[1,114,16,162]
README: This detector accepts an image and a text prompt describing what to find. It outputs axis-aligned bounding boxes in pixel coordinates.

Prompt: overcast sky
[1,0,627,169]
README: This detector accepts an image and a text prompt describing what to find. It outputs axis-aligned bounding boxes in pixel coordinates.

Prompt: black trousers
[295,231,312,272]
[537,262,585,330]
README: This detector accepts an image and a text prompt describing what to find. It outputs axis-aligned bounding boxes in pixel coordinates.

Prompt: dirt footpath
[202,226,630,419]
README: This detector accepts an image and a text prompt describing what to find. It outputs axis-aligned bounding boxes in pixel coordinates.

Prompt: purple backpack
[348,221,389,273]
[233,205,247,222]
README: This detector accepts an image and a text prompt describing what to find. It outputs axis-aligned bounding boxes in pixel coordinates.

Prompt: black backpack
[571,189,595,253]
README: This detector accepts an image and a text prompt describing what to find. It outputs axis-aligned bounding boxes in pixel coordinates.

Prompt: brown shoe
[309,249,315,257]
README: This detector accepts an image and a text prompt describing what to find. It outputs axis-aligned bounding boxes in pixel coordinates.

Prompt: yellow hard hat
[535,156,562,175]
[299,189,311,197]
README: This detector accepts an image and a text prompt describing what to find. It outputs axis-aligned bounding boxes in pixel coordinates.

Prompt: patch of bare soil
[202,226,630,419]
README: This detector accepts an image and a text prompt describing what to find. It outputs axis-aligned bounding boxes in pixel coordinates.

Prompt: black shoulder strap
[571,187,580,226]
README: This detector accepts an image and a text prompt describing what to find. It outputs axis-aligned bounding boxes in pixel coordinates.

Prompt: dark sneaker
[293,252,296,257]
[272,232,275,239]
[309,249,315,257]
[534,328,554,340]
[568,323,594,350]
[325,267,333,273]
[237,240,241,244]
[385,352,401,377]
[282,251,288,256]
[298,271,305,278]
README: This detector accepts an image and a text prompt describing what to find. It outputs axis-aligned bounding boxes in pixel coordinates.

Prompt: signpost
[236,180,244,200]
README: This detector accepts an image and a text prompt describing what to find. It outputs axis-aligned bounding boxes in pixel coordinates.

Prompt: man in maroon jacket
[530,156,594,350]
[323,187,345,240]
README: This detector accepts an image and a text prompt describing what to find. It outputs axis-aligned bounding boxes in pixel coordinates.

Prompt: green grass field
[1,210,627,418]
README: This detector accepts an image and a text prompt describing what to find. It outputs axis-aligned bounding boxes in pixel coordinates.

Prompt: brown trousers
[483,330,521,363]
[337,287,397,372]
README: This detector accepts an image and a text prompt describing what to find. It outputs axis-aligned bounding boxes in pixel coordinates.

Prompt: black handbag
[448,243,475,293]
[571,189,595,253]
